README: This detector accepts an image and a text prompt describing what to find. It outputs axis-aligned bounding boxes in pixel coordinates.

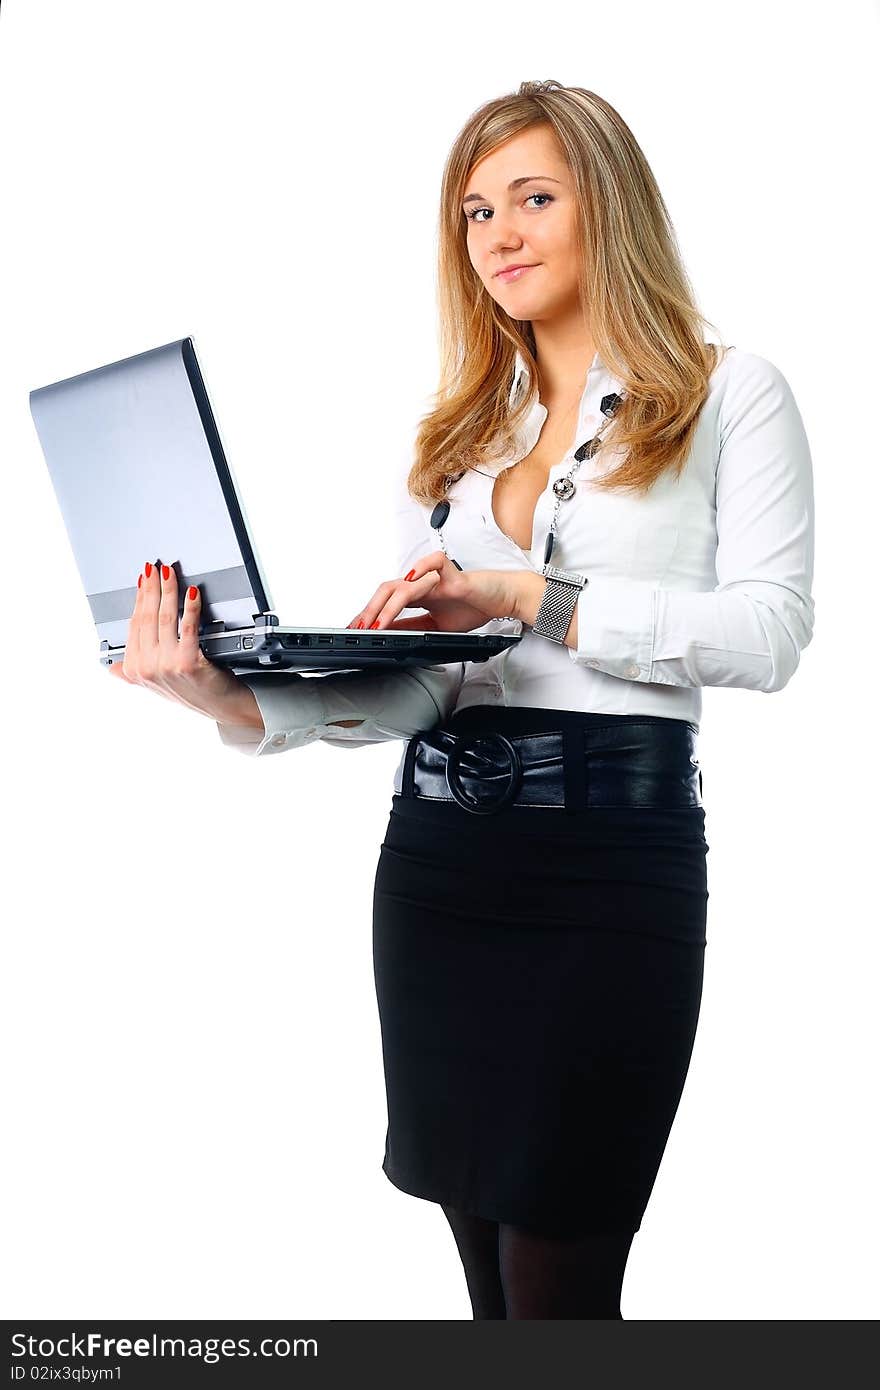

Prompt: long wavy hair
[407,80,729,506]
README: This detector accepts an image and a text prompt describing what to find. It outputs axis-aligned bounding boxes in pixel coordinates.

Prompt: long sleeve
[216,450,465,755]
[567,352,815,692]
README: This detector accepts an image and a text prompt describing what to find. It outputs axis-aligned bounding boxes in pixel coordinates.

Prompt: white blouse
[217,344,815,792]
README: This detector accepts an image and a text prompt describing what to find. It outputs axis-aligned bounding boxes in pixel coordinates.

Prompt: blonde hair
[407,79,729,506]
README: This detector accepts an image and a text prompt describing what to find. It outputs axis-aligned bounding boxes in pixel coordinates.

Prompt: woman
[114,82,815,1318]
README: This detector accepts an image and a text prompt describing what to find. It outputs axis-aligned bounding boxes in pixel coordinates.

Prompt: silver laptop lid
[29,337,273,651]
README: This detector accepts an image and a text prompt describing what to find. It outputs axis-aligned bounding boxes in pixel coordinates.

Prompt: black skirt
[371,705,709,1238]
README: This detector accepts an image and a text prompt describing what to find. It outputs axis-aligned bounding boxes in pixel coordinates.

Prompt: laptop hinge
[199,611,279,635]
[97,611,281,664]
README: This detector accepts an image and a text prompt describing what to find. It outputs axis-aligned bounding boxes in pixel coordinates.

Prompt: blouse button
[624,664,641,678]
[271,733,286,746]
[586,658,600,668]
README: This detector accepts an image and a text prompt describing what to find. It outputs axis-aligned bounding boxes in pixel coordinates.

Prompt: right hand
[108,559,258,725]
[344,550,511,634]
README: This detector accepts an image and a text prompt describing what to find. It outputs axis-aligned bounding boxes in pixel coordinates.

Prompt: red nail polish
[370,620,381,630]
[137,574,142,588]
[145,562,152,578]
[405,569,416,580]
[355,619,364,629]
[161,564,170,581]
[188,586,198,600]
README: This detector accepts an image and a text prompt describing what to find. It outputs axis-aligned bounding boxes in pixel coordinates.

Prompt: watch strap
[532,567,587,643]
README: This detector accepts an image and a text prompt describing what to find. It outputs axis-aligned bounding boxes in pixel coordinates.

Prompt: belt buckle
[444,732,523,815]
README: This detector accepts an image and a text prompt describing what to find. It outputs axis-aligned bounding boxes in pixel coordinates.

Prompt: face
[461,125,581,324]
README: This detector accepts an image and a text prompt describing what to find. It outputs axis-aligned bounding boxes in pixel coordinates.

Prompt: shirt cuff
[566,575,657,681]
[215,674,329,756]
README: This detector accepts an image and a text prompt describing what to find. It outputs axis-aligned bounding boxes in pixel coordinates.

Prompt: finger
[123,567,145,682]
[345,577,403,629]
[178,578,203,665]
[157,560,182,673]
[138,558,161,669]
[382,613,440,631]
[370,570,441,629]
[400,550,447,583]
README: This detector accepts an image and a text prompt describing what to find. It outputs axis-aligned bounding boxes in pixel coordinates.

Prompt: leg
[440,1202,507,1319]
[498,1220,636,1319]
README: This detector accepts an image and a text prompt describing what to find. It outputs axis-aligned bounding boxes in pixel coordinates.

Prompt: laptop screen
[29,336,271,649]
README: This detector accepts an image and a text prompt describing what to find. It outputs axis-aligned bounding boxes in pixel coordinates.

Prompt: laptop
[29,337,523,675]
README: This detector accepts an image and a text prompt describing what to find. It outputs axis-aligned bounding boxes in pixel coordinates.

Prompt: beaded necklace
[430,389,623,572]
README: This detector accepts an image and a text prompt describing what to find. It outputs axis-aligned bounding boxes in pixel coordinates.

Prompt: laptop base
[99,610,520,674]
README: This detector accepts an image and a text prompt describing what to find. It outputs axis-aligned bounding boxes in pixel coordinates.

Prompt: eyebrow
[462,175,562,205]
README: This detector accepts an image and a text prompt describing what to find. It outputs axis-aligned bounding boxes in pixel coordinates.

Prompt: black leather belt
[399,720,703,816]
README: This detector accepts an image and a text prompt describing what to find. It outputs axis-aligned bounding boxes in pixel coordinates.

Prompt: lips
[495,264,537,283]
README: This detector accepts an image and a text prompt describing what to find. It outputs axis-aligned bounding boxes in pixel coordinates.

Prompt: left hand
[346,550,521,633]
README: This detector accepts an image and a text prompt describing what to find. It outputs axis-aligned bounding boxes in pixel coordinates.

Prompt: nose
[485,214,524,258]
[488,234,524,259]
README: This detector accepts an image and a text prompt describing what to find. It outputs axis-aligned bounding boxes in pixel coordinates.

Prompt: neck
[531,315,596,406]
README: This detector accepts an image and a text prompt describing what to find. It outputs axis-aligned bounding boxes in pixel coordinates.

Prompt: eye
[464,192,554,223]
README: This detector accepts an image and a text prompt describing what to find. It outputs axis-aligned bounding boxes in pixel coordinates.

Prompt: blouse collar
[486,345,609,475]
[508,345,605,408]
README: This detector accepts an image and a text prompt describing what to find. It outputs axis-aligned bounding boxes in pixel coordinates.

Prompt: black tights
[441,1202,635,1319]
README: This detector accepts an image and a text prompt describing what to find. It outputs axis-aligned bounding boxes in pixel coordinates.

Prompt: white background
[1,0,877,1320]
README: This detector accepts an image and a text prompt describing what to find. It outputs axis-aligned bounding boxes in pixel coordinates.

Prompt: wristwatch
[532,566,588,643]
